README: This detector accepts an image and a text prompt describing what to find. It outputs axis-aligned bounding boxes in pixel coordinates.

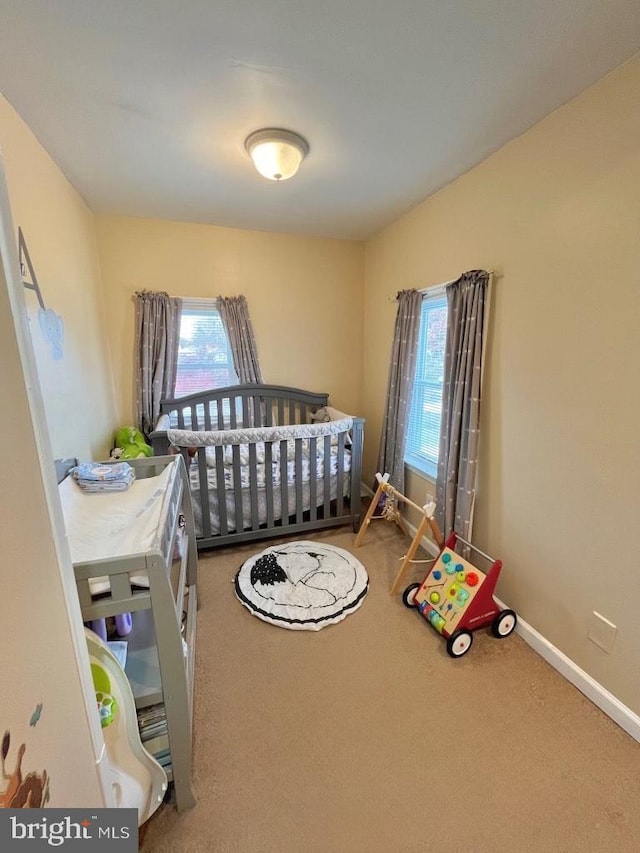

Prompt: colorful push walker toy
[403,531,517,658]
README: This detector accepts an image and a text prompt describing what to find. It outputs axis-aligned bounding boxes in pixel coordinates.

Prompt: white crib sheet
[59,465,173,594]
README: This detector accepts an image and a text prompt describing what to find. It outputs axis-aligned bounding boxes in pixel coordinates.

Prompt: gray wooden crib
[149,384,365,551]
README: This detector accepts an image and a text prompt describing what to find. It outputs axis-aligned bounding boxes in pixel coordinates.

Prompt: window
[174,299,238,397]
[404,293,448,479]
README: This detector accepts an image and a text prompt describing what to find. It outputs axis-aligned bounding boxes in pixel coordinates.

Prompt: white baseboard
[401,516,640,743]
[500,608,640,743]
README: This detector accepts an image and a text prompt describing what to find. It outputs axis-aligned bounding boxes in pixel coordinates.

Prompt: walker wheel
[446,630,474,658]
[402,583,420,608]
[491,609,517,638]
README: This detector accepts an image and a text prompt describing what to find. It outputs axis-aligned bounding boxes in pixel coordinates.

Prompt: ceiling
[0,2,638,240]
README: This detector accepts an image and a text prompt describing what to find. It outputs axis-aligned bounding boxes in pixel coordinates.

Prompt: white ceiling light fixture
[244,128,309,181]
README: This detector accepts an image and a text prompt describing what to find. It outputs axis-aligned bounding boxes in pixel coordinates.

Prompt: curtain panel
[376,288,423,497]
[435,269,490,539]
[217,295,263,384]
[134,290,181,436]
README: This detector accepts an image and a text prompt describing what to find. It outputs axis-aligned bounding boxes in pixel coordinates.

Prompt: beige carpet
[141,522,640,853]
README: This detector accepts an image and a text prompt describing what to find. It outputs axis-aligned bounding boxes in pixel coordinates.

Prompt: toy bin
[403,532,516,658]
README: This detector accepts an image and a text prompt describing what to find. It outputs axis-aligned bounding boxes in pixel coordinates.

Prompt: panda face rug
[235,541,369,630]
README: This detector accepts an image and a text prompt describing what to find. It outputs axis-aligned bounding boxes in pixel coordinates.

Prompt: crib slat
[197,448,211,539]
[265,441,275,528]
[336,433,345,516]
[215,446,228,535]
[309,436,317,521]
[232,445,243,531]
[350,417,364,527]
[279,439,289,527]
[295,438,303,523]
[264,397,273,427]
[323,434,332,517]
[248,443,259,530]
[216,398,225,430]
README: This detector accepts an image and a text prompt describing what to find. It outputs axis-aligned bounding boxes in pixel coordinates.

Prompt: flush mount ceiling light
[244,128,309,181]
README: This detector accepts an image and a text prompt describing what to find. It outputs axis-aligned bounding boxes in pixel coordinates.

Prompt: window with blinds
[404,293,447,479]
[174,299,238,397]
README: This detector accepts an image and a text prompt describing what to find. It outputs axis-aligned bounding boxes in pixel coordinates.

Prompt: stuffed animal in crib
[113,426,153,460]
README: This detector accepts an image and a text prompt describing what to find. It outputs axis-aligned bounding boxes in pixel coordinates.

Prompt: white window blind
[174,298,239,397]
[404,293,448,478]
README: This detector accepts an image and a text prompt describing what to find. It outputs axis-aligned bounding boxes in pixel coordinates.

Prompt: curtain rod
[389,269,495,301]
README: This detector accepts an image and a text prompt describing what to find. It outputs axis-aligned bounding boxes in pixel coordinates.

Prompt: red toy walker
[403,531,516,658]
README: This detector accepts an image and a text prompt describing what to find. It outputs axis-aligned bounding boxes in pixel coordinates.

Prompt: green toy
[91,662,118,728]
[112,426,153,460]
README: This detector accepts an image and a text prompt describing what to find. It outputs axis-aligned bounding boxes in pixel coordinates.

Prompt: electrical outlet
[587,611,617,654]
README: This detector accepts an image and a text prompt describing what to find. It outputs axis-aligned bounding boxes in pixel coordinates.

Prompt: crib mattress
[59,465,173,593]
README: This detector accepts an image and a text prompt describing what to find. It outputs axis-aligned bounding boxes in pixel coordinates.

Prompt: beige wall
[95,215,364,426]
[0,152,110,809]
[0,95,115,460]
[363,58,640,712]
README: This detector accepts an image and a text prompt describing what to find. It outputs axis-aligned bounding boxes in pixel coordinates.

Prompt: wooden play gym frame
[354,473,445,594]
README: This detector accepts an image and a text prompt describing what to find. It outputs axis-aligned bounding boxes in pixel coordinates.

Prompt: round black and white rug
[234,540,369,630]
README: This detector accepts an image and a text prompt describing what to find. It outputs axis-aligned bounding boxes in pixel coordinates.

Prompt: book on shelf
[137,703,165,726]
[141,733,169,758]
[138,708,164,723]
[140,721,167,740]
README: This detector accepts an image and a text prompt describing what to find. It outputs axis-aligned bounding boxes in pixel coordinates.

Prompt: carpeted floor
[140,521,640,853]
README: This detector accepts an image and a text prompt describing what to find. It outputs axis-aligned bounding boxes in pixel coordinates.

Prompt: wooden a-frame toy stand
[354,473,445,595]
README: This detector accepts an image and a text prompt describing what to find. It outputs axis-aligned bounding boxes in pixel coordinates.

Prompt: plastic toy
[403,531,517,658]
[85,628,167,824]
[88,613,133,642]
[91,661,118,728]
[113,426,153,460]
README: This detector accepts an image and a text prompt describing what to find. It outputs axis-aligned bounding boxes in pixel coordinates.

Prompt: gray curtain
[135,290,181,436]
[436,270,490,539]
[217,295,263,384]
[376,288,422,496]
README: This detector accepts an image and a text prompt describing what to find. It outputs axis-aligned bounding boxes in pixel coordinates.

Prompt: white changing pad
[59,465,173,595]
